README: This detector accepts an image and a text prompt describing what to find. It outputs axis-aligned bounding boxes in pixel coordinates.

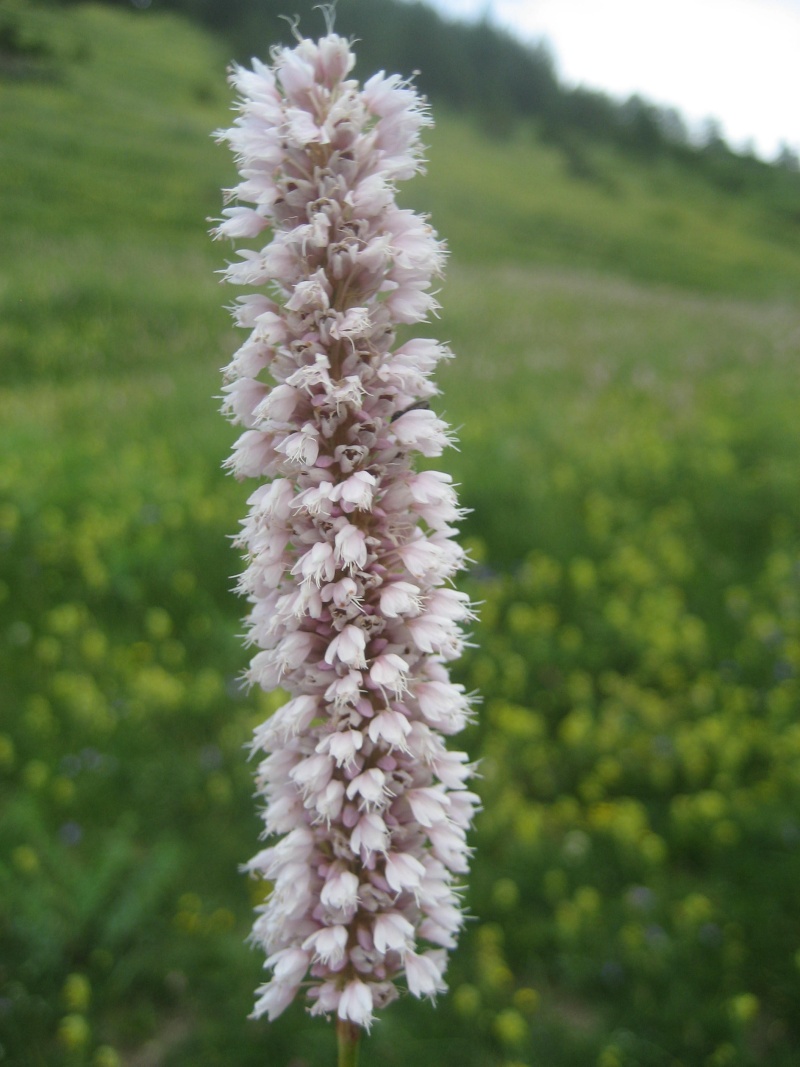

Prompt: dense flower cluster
[214,30,479,1030]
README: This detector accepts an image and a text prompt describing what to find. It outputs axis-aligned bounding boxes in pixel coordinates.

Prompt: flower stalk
[214,23,479,1042]
[337,1017,361,1067]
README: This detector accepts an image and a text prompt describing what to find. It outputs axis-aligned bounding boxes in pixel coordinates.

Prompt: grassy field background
[2,4,800,1066]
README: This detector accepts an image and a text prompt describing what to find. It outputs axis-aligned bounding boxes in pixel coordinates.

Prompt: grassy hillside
[2,4,800,1067]
[416,122,800,297]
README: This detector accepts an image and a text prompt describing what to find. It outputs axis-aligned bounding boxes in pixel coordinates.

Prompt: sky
[424,0,800,161]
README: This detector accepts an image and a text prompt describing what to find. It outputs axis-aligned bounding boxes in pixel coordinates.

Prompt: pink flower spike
[215,27,477,1036]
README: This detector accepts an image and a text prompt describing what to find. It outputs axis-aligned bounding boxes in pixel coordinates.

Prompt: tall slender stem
[337,1018,361,1067]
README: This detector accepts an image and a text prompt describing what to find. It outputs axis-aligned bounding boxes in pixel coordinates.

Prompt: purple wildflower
[214,28,479,1033]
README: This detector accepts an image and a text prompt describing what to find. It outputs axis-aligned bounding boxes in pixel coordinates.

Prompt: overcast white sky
[424,0,800,160]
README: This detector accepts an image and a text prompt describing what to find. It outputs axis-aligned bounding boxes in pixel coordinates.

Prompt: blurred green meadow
[2,3,800,1066]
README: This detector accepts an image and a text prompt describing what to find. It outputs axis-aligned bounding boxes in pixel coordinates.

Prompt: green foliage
[2,3,800,1065]
[412,121,800,298]
[432,265,800,1064]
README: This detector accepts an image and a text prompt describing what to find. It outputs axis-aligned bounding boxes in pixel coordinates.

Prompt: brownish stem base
[336,1018,361,1067]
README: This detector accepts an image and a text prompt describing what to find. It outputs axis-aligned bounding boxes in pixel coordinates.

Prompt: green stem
[337,1018,361,1067]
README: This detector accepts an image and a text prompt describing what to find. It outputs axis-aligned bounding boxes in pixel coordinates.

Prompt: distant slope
[0,1,233,386]
[414,117,800,299]
[1,1,231,240]
[2,0,799,399]
[34,0,800,189]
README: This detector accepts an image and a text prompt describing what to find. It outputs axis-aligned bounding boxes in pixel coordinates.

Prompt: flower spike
[215,26,478,1033]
